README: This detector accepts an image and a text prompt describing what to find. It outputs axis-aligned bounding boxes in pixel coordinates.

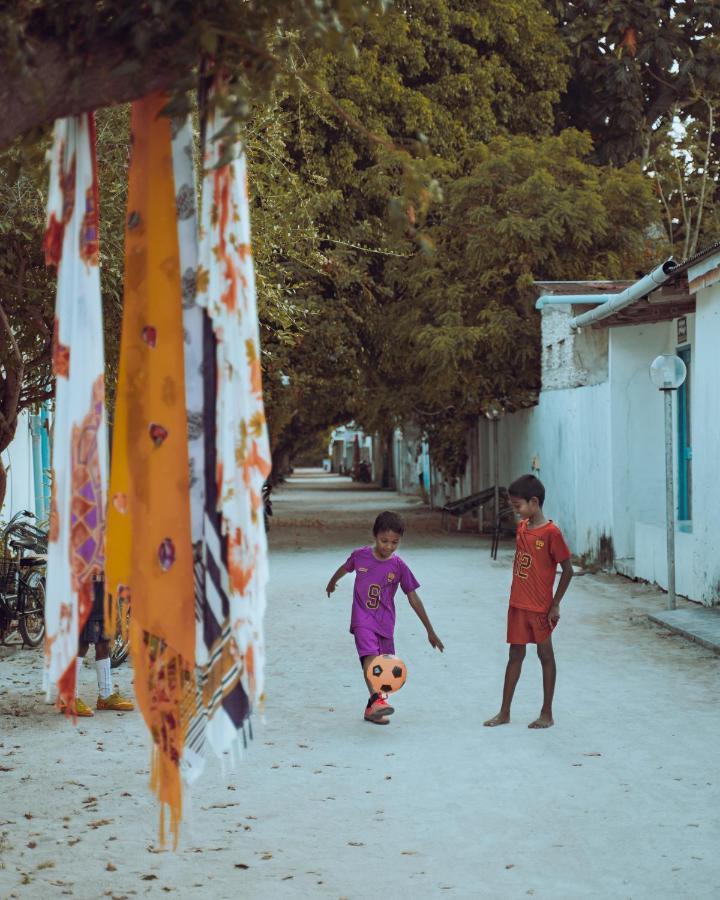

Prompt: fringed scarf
[105,93,195,846]
[169,112,210,782]
[192,89,272,764]
[43,113,108,713]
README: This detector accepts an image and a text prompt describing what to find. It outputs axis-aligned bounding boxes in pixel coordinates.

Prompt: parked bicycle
[109,586,130,668]
[0,510,47,648]
[352,460,372,483]
[262,479,273,532]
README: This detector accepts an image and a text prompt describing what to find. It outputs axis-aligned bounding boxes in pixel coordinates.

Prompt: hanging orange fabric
[105,92,195,846]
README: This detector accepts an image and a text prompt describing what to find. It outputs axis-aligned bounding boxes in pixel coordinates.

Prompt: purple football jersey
[344,546,420,638]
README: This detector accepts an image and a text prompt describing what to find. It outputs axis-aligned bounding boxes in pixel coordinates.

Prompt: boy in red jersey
[484,474,573,729]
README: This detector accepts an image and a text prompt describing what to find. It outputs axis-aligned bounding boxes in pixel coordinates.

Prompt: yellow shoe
[60,698,94,717]
[96,691,135,712]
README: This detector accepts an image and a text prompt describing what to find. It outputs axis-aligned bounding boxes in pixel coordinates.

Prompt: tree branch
[0,35,192,148]
[691,98,714,257]
[653,173,675,251]
[18,386,55,412]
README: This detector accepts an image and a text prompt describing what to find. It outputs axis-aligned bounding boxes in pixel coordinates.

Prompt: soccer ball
[366,655,408,694]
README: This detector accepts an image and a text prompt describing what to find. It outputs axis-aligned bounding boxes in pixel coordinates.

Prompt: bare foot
[528,714,554,729]
[483,712,510,727]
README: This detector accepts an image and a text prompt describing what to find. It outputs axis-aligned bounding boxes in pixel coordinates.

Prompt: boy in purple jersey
[326,511,444,724]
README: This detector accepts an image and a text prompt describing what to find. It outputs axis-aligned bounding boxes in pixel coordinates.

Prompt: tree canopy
[545,0,720,165]
[255,0,660,476]
[1,0,717,492]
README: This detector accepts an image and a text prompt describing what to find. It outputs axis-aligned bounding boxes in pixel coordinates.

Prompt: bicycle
[109,586,130,668]
[0,510,47,648]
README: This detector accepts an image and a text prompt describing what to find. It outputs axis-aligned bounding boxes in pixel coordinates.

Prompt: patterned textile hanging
[43,113,107,713]
[169,113,209,782]
[105,93,195,846]
[191,89,272,764]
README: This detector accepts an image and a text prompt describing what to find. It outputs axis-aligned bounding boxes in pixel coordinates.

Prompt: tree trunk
[382,428,396,490]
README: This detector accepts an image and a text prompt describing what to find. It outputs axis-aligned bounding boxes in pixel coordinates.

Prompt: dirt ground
[1,470,719,899]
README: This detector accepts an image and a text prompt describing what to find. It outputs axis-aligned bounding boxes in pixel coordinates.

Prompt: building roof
[532,241,720,328]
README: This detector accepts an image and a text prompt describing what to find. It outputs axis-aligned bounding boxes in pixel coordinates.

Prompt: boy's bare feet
[528,714,554,728]
[483,712,510,727]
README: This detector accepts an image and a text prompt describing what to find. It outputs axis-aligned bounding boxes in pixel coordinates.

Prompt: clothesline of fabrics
[42,86,271,846]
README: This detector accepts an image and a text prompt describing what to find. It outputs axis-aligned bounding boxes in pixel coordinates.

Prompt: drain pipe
[29,414,44,520]
[534,258,677,327]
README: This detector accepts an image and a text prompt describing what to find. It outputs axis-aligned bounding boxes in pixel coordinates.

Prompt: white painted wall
[635,522,695,597]
[625,286,720,605]
[491,382,613,561]
[502,279,717,605]
[608,323,672,564]
[1,410,36,522]
[690,282,720,603]
[404,266,720,606]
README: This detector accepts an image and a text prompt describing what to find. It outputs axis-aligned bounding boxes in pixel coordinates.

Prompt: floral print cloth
[194,90,272,762]
[43,113,108,714]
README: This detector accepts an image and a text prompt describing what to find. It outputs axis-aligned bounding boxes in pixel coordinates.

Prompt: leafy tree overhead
[386,129,658,477]
[0,0,683,492]
[0,1,391,148]
[544,0,720,166]
[648,115,720,260]
[266,0,574,471]
[268,1,661,479]
[0,138,54,506]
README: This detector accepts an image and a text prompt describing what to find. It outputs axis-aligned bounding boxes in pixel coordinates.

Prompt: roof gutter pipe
[534,258,677,328]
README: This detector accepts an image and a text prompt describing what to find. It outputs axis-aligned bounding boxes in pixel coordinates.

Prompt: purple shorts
[353,627,395,661]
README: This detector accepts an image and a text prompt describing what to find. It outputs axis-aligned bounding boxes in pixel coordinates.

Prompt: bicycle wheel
[18,570,45,648]
[109,593,131,668]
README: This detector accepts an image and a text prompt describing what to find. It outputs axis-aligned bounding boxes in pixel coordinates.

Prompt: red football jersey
[509,519,571,613]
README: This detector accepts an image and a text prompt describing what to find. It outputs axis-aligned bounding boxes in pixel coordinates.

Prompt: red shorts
[507,606,555,645]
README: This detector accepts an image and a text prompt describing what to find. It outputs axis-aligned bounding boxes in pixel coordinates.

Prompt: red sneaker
[364,692,395,724]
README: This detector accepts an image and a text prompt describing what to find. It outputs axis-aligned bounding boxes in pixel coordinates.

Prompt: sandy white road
[0,471,718,900]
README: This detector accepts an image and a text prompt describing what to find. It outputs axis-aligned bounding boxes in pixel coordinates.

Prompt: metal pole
[493,418,500,524]
[29,414,43,520]
[663,389,677,610]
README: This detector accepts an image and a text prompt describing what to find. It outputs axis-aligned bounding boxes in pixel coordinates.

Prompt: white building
[1,407,51,523]
[487,244,720,605]
[328,424,374,477]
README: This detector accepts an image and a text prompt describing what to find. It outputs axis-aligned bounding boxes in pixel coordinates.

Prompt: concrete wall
[398,270,719,606]
[542,305,609,390]
[490,382,613,561]
[635,522,695,598]
[690,284,720,603]
[612,295,718,605]
[502,287,716,605]
[607,323,672,565]
[1,410,36,522]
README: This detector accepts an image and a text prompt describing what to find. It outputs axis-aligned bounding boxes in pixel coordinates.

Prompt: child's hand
[547,604,560,627]
[427,630,444,652]
[326,581,336,597]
